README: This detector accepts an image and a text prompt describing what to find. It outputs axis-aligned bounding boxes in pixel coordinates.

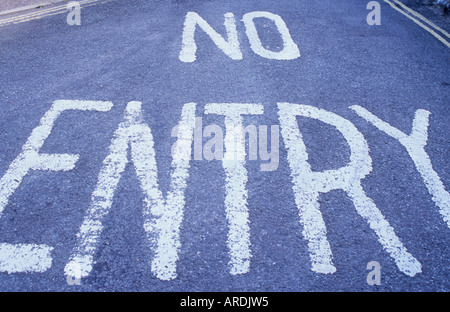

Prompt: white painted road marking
[0,100,112,273]
[0,243,53,273]
[65,101,196,281]
[179,11,300,62]
[242,11,300,60]
[278,103,422,277]
[0,100,113,216]
[179,12,242,63]
[2,100,446,279]
[205,103,264,275]
[350,105,450,228]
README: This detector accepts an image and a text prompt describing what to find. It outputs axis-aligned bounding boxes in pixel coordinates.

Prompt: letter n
[179,12,243,62]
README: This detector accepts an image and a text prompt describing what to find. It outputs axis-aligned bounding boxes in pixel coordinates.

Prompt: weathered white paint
[350,105,450,229]
[65,101,196,281]
[278,103,421,277]
[0,243,53,273]
[0,99,113,217]
[0,100,112,274]
[242,11,300,60]
[179,12,243,63]
[204,103,263,275]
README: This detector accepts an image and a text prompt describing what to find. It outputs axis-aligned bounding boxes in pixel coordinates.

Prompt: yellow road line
[4,11,61,25]
[0,7,66,24]
[12,2,101,25]
[384,0,450,48]
[1,6,65,23]
[391,0,450,39]
[0,0,107,26]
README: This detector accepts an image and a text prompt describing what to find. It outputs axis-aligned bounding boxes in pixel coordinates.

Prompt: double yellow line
[0,0,110,27]
[1,0,449,49]
[384,0,450,48]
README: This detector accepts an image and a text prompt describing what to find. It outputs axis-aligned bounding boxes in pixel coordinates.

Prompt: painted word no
[179,11,301,62]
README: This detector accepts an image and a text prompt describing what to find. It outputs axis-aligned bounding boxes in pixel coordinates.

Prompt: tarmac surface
[0,0,448,293]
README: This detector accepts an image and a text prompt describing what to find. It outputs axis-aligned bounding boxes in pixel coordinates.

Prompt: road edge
[0,0,68,17]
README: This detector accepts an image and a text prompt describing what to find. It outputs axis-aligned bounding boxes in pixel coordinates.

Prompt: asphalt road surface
[0,0,449,292]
